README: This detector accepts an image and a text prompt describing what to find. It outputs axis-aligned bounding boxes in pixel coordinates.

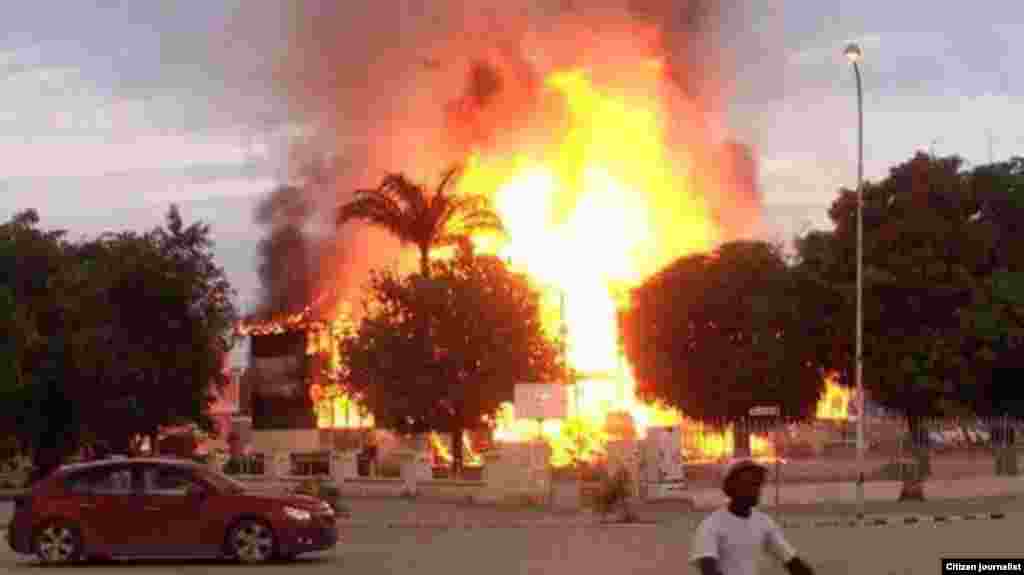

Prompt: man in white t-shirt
[690,459,815,575]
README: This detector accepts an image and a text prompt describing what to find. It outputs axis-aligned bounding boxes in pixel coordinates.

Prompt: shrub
[593,468,636,522]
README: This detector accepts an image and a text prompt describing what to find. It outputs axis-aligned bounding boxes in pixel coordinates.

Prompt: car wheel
[226,520,276,563]
[33,522,83,565]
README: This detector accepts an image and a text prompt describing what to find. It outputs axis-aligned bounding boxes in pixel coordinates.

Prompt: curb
[780,512,1008,529]
[335,518,651,529]
[0,513,1010,533]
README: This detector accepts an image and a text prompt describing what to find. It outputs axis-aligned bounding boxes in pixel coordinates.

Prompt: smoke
[252,0,763,313]
[251,153,358,319]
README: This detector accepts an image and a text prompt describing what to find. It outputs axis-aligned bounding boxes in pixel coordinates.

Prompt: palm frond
[381,173,429,219]
[434,165,464,198]
[421,166,465,241]
[337,193,416,244]
[336,165,505,258]
[443,195,506,236]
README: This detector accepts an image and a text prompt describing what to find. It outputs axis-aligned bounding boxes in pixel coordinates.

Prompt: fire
[240,302,376,431]
[816,373,851,421]
[428,432,484,468]
[461,66,722,465]
[310,383,374,430]
[682,421,776,463]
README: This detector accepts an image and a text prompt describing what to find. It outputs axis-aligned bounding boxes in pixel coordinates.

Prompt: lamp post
[843,42,866,516]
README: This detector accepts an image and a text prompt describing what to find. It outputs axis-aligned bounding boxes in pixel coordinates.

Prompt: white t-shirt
[689,508,798,575]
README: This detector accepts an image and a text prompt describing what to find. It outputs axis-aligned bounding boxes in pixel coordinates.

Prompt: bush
[593,468,636,521]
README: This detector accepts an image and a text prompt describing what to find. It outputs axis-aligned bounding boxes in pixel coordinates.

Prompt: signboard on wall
[748,405,781,417]
[514,383,570,420]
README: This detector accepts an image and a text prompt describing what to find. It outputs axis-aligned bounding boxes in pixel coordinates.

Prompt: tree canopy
[337,165,505,276]
[621,240,829,424]
[340,247,564,472]
[795,153,1024,420]
[0,207,238,476]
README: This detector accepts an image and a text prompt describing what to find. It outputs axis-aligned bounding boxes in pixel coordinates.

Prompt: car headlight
[283,506,312,522]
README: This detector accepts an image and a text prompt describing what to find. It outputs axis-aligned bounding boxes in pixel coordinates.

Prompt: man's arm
[765,518,815,575]
[690,517,720,574]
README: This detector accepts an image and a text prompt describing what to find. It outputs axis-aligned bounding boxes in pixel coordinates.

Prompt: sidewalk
[2,476,1021,530]
[683,474,1024,510]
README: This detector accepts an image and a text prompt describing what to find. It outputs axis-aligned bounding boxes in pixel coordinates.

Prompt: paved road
[3,515,1023,574]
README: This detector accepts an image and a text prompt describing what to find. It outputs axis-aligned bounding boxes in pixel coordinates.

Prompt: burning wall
[239,304,372,432]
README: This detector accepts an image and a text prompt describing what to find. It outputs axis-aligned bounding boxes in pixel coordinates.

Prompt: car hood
[240,488,324,509]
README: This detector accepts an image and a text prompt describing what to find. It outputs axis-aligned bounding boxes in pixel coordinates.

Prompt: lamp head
[844,43,863,64]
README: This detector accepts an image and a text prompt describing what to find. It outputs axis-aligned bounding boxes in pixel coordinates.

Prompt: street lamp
[843,41,866,516]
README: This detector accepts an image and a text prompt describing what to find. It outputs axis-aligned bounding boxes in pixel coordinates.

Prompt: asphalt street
[3,515,1023,574]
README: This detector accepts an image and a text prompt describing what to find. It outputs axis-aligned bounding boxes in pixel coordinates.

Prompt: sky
[3,1,1022,325]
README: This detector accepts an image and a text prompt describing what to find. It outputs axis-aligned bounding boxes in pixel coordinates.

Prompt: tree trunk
[451,425,464,479]
[900,416,928,501]
[419,246,431,278]
[733,420,752,458]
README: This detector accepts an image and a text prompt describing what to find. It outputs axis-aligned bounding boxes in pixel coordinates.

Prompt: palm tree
[337,165,504,477]
[337,165,504,277]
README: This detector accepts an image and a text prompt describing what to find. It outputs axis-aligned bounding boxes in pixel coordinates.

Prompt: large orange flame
[459,66,729,465]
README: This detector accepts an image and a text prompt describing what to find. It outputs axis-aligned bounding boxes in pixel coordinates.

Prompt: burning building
[237,303,373,434]
[237,1,853,468]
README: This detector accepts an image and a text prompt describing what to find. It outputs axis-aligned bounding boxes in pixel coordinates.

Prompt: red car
[7,457,339,565]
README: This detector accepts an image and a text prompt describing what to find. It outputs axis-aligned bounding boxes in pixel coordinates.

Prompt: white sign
[748,405,781,417]
[647,426,685,482]
[514,383,569,420]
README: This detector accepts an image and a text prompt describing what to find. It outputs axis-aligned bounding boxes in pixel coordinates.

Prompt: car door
[139,464,216,556]
[63,464,147,554]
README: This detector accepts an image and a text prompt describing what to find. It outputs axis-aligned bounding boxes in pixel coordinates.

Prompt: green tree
[959,157,1024,418]
[621,240,829,454]
[341,247,564,474]
[71,206,239,452]
[0,210,82,479]
[795,153,1024,489]
[337,165,505,276]
[0,285,18,394]
[0,207,237,477]
[795,154,1008,422]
